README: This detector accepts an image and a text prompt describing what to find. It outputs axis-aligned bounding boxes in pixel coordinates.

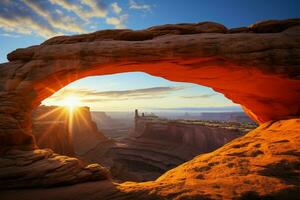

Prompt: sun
[63,96,81,111]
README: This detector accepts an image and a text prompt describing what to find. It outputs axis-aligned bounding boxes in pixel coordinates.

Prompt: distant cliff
[108,110,256,182]
[32,106,107,156]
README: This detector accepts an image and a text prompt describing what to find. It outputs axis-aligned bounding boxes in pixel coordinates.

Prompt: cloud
[49,0,107,21]
[22,0,85,33]
[111,2,122,14]
[181,94,218,99]
[0,33,20,38]
[0,1,58,38]
[0,0,129,38]
[48,86,185,102]
[129,0,152,12]
[106,15,128,29]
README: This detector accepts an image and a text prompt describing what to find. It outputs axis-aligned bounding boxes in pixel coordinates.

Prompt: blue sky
[1,0,299,111]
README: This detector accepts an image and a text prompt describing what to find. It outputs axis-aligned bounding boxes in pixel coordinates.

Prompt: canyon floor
[1,118,299,200]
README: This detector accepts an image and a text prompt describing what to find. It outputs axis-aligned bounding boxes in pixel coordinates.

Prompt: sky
[1,0,299,112]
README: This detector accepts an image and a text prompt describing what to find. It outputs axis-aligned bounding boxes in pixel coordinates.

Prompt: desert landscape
[0,1,299,199]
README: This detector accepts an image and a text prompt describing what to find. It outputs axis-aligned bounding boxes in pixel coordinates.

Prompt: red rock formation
[0,19,300,150]
[0,19,299,191]
[136,119,246,153]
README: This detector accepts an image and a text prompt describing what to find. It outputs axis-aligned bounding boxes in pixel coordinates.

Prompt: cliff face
[108,113,254,182]
[134,115,249,153]
[140,122,243,152]
[71,107,107,155]
[32,106,107,156]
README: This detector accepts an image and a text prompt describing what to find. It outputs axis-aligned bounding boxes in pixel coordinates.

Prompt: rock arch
[0,19,300,195]
[0,19,300,151]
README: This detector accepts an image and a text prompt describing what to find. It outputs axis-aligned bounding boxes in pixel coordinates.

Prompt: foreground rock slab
[0,148,109,189]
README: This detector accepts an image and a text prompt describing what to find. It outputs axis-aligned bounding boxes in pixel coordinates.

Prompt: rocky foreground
[0,148,108,189]
[1,118,299,199]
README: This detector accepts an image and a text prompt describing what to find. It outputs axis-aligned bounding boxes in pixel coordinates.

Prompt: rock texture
[0,148,109,189]
[0,19,299,191]
[1,118,299,199]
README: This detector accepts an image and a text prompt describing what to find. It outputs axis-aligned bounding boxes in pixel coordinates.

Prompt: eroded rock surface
[0,148,109,189]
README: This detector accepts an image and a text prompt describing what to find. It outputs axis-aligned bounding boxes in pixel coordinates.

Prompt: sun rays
[36,91,87,139]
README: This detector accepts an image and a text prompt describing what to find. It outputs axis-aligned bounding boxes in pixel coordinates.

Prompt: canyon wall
[108,111,254,181]
[32,106,107,155]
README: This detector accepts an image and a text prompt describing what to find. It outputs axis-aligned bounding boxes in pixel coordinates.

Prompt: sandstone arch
[0,19,299,198]
[1,19,300,151]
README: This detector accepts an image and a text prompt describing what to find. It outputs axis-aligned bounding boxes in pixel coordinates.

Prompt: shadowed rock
[0,148,109,189]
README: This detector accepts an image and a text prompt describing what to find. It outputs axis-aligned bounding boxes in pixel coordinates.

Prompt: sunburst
[62,96,81,112]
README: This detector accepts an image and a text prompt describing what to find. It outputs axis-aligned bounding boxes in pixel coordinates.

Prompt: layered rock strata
[0,148,108,189]
[108,114,254,182]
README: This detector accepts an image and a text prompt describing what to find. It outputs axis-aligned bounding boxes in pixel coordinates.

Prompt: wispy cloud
[129,0,153,12]
[49,0,107,21]
[22,0,85,33]
[181,94,218,99]
[0,0,130,38]
[106,15,128,29]
[47,86,185,103]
